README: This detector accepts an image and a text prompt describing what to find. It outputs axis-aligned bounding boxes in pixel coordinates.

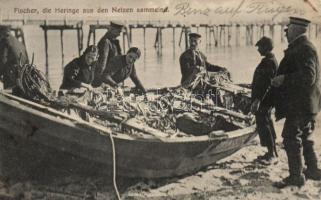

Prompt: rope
[260,85,271,103]
[108,132,121,200]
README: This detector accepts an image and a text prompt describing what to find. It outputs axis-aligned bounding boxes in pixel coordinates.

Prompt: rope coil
[16,63,54,101]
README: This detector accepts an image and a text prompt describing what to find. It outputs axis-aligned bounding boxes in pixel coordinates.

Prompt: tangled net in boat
[179,70,250,113]
[88,89,179,133]
[185,70,232,91]
[11,62,251,136]
[133,101,177,132]
[86,84,252,135]
[208,70,232,85]
[16,63,55,102]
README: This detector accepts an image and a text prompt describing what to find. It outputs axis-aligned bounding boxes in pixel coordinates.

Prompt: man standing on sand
[251,36,278,164]
[272,17,321,188]
[92,21,123,87]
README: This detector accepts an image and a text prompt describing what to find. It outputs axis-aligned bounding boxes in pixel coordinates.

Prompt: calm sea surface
[21,25,321,90]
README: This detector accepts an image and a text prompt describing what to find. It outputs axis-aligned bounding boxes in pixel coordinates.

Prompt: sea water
[21,25,321,90]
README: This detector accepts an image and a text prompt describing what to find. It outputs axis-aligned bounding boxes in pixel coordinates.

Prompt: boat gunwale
[0,91,256,144]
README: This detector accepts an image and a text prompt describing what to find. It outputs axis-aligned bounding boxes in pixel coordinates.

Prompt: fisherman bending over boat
[179,33,229,88]
[250,36,278,164]
[60,45,98,91]
[92,21,124,87]
[102,47,146,94]
[0,25,29,90]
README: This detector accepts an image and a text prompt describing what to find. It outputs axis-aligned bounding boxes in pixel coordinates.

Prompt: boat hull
[0,93,257,178]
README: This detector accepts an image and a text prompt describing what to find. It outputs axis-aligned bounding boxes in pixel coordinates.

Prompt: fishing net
[85,85,253,136]
[181,70,251,114]
[184,69,232,91]
[11,62,252,137]
[16,63,55,102]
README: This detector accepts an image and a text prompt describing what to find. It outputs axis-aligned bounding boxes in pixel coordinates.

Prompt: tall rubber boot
[274,150,305,188]
[303,141,321,180]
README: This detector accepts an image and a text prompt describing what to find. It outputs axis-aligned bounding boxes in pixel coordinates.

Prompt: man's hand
[271,75,285,87]
[198,66,206,73]
[250,99,261,114]
[81,83,93,91]
[116,87,124,96]
[143,93,148,101]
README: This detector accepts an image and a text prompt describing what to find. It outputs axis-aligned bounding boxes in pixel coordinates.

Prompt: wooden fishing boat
[0,88,256,179]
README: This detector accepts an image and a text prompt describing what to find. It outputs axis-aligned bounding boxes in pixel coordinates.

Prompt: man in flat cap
[0,25,29,90]
[92,21,124,87]
[272,17,321,188]
[251,36,278,164]
[179,33,229,87]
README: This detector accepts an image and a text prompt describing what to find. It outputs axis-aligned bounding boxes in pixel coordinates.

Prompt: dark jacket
[0,33,29,89]
[179,49,226,85]
[102,55,145,92]
[92,33,122,87]
[60,56,96,90]
[251,52,278,110]
[273,35,321,120]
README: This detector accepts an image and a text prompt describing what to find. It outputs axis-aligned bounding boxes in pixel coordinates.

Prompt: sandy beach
[0,114,320,200]
[122,115,321,200]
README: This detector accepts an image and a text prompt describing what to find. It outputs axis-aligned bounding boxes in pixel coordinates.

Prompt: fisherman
[179,33,229,87]
[0,25,29,90]
[272,17,321,188]
[59,45,98,91]
[92,21,124,87]
[101,47,146,94]
[250,36,278,164]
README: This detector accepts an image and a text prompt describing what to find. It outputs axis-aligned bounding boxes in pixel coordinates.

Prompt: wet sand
[1,114,321,200]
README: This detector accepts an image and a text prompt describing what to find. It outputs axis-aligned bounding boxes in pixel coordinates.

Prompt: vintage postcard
[1,0,321,199]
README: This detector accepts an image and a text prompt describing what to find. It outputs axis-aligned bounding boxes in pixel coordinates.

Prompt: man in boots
[272,17,321,188]
[251,36,278,164]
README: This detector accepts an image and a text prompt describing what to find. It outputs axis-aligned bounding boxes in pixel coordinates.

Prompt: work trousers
[255,109,276,148]
[282,114,318,171]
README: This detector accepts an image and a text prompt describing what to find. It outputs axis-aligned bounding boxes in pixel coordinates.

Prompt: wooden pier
[125,21,320,49]
[40,21,83,77]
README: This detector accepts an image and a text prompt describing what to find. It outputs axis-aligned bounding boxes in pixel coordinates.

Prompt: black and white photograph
[1,0,321,199]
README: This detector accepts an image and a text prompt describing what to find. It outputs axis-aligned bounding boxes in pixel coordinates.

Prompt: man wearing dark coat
[92,21,123,87]
[179,33,228,87]
[60,45,98,90]
[101,47,146,94]
[0,25,29,89]
[272,17,321,188]
[251,36,278,163]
